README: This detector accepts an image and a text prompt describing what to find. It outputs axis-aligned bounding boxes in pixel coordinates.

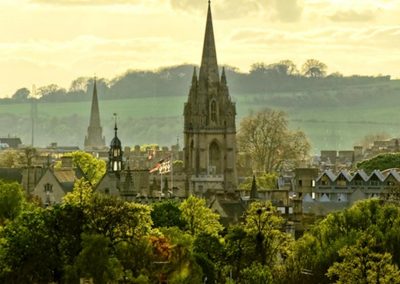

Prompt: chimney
[61,156,73,169]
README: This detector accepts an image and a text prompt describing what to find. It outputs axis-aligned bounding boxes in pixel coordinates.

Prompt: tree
[288,199,400,283]
[0,181,26,224]
[70,234,123,284]
[270,60,298,76]
[237,109,310,172]
[327,237,400,284]
[12,88,30,101]
[70,151,106,186]
[239,172,278,191]
[302,59,327,78]
[243,201,287,266]
[84,194,152,243]
[179,196,223,236]
[151,200,187,229]
[357,153,400,173]
[0,149,22,168]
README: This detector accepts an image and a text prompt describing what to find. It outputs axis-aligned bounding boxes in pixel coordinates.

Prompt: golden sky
[1,0,399,97]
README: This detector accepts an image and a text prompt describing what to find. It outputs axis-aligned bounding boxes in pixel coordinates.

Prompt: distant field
[0,93,399,154]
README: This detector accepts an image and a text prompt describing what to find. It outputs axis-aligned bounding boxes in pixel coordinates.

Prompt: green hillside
[1,88,400,154]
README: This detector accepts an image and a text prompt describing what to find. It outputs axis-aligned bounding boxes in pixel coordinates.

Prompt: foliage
[0,181,26,224]
[243,201,287,266]
[288,199,400,283]
[239,172,278,190]
[179,196,223,236]
[0,149,22,168]
[357,153,400,173]
[302,59,327,78]
[151,200,186,229]
[84,194,153,242]
[238,109,310,172]
[70,151,106,186]
[62,179,93,206]
[240,262,273,284]
[327,236,400,284]
[72,233,123,284]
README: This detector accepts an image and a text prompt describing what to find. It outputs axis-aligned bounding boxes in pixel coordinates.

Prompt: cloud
[329,10,376,22]
[169,0,303,22]
[273,0,303,22]
[30,0,145,5]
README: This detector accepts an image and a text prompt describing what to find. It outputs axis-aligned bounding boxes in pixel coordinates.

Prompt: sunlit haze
[1,0,399,96]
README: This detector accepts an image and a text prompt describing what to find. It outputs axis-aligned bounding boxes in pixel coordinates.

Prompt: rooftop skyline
[0,0,399,97]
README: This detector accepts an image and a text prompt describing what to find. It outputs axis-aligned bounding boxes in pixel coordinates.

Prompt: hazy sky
[1,0,399,97]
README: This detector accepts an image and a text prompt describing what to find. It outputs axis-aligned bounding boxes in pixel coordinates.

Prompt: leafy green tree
[179,196,223,236]
[84,194,152,243]
[289,199,400,283]
[0,208,59,283]
[243,201,287,266]
[240,262,272,284]
[357,153,400,173]
[70,233,123,284]
[239,172,278,191]
[327,237,400,284]
[0,181,26,225]
[62,179,93,206]
[151,200,186,229]
[70,151,106,186]
[224,225,254,282]
[193,233,225,282]
[0,149,21,168]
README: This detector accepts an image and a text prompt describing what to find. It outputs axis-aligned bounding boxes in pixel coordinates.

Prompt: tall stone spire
[183,1,238,195]
[84,77,106,150]
[199,0,220,86]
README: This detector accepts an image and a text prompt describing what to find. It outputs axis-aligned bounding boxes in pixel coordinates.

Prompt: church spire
[84,76,106,150]
[199,0,219,86]
[90,77,101,128]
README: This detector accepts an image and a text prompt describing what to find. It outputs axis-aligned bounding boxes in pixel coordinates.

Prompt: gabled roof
[52,168,83,193]
[384,169,400,182]
[351,170,369,182]
[316,169,336,182]
[369,170,385,182]
[335,170,352,182]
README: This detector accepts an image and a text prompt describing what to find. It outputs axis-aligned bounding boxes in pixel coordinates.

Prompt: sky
[0,0,399,97]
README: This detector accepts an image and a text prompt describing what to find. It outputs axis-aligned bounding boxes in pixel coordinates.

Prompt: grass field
[0,92,399,154]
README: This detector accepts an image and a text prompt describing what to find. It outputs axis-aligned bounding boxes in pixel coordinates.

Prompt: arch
[209,140,222,174]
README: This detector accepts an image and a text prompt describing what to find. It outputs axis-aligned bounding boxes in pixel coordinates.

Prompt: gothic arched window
[209,141,221,174]
[210,101,217,123]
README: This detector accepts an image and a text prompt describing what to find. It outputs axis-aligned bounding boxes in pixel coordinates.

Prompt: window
[210,101,217,123]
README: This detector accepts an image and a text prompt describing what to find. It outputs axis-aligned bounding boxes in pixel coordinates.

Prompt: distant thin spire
[113,113,118,136]
[199,0,219,86]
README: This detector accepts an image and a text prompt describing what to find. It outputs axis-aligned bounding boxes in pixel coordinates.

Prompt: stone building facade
[183,2,237,195]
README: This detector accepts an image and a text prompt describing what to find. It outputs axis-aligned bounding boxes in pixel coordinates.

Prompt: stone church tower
[84,78,106,150]
[183,1,237,195]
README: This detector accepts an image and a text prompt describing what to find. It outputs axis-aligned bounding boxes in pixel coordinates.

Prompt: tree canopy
[357,153,400,173]
[238,109,310,173]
